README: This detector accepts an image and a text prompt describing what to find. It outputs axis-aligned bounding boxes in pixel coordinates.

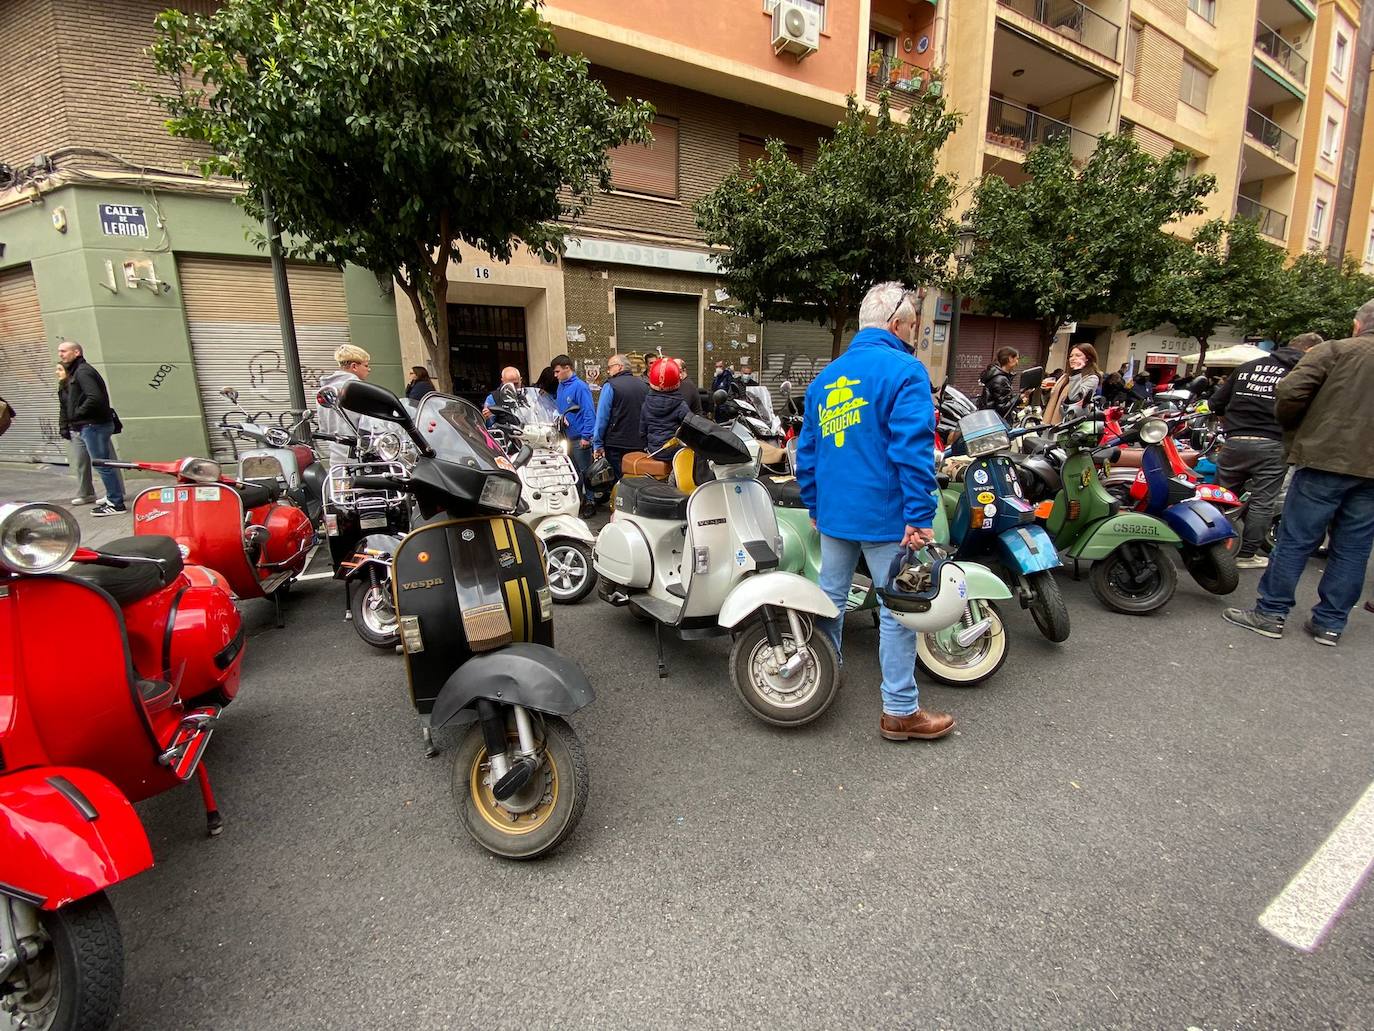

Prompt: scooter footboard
[718,571,839,629]
[1163,499,1237,546]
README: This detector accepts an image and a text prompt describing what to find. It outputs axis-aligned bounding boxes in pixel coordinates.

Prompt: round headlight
[0,503,80,574]
[374,432,402,463]
[179,457,223,483]
[1139,419,1169,445]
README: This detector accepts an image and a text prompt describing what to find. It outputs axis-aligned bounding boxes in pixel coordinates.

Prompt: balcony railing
[997,0,1121,62]
[1236,194,1288,240]
[1245,108,1299,163]
[985,98,1100,162]
[1255,20,1308,83]
[865,54,940,109]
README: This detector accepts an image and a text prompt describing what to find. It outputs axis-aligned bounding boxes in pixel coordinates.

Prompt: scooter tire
[730,617,841,727]
[453,714,589,860]
[544,539,597,604]
[1181,540,1239,596]
[1025,570,1070,643]
[350,581,400,650]
[916,601,1010,686]
[1089,542,1177,614]
[13,891,124,1031]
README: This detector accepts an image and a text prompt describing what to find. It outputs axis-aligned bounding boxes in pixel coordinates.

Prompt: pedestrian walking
[593,352,649,486]
[794,281,954,742]
[56,341,125,516]
[1044,345,1101,423]
[1224,301,1374,645]
[552,354,597,514]
[1210,332,1320,569]
[56,363,95,505]
[406,366,436,402]
[976,346,1020,423]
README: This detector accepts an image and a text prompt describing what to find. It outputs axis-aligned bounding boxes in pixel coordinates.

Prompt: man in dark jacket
[57,340,125,516]
[1210,333,1320,567]
[1224,304,1374,645]
[673,358,703,416]
[976,347,1020,422]
[593,353,649,484]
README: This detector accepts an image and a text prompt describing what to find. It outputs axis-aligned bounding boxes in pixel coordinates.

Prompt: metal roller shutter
[994,319,1046,373]
[178,257,352,461]
[0,267,59,463]
[613,290,700,374]
[758,319,853,408]
[951,316,998,394]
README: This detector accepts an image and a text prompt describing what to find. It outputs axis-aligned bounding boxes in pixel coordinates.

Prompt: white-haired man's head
[857,282,919,345]
[1354,298,1374,335]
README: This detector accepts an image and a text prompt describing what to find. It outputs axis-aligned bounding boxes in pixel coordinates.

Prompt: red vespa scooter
[99,455,315,626]
[0,502,244,1030]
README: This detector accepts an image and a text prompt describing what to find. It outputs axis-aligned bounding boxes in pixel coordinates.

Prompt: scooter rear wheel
[730,616,840,727]
[2,892,123,1031]
[1089,542,1177,614]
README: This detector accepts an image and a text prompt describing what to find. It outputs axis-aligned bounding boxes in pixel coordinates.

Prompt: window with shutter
[610,116,680,199]
[738,135,802,170]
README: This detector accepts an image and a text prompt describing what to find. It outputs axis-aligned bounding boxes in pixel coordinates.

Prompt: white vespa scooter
[593,413,841,727]
[488,386,599,603]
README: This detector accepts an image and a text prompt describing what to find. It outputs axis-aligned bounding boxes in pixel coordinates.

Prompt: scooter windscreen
[499,387,562,427]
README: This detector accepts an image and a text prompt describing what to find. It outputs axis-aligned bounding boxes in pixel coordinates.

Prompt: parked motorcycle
[487,386,599,604]
[217,388,326,526]
[102,454,316,625]
[594,413,842,727]
[1,502,243,1029]
[337,383,595,860]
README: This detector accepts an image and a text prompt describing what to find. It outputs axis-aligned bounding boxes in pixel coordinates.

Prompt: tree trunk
[429,209,455,393]
[1042,318,1060,366]
[397,275,444,389]
[1194,335,1209,370]
[829,303,850,360]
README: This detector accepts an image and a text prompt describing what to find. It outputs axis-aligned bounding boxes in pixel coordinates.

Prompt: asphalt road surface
[4,464,1373,1029]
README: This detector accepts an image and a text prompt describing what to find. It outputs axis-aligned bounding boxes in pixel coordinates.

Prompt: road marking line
[1258,781,1374,952]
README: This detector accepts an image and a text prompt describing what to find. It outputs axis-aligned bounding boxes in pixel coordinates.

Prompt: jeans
[68,434,94,499]
[1217,436,1287,558]
[603,446,633,488]
[817,534,918,716]
[1256,466,1374,632]
[78,422,123,507]
[568,439,595,503]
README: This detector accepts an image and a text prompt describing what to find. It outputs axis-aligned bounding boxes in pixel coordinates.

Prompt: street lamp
[946,220,977,385]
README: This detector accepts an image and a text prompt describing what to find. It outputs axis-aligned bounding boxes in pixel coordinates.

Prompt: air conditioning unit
[772,1,820,60]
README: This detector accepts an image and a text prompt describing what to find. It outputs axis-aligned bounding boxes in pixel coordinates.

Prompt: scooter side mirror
[220,387,240,405]
[339,380,409,424]
[316,387,339,410]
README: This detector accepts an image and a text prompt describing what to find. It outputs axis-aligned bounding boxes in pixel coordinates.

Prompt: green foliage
[695,94,960,358]
[965,135,1215,346]
[1121,217,1287,362]
[1245,250,1374,343]
[150,0,652,386]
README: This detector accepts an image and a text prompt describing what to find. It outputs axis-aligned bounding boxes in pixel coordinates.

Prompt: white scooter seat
[615,476,690,521]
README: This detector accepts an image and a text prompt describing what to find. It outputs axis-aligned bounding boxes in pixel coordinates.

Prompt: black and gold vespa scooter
[335,381,594,860]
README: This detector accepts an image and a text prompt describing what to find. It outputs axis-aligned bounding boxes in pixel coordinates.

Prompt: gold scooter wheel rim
[469,736,559,836]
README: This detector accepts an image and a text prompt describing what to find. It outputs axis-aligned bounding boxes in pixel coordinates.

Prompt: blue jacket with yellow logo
[795,327,938,541]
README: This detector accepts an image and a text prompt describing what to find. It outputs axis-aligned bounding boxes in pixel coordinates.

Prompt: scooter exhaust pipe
[954,618,993,649]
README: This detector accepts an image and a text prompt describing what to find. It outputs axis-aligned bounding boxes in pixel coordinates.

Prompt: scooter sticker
[160,488,176,503]
[194,486,220,501]
[736,548,747,566]
[972,469,990,485]
[177,489,189,502]
[976,491,995,505]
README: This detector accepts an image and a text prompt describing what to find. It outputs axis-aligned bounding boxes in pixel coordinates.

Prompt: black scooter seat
[615,476,689,521]
[70,535,183,606]
[763,476,806,510]
[238,479,281,509]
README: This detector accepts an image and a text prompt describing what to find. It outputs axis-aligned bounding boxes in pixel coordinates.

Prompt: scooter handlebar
[352,474,405,491]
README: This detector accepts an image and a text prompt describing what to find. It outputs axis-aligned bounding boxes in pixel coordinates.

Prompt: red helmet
[648,357,681,392]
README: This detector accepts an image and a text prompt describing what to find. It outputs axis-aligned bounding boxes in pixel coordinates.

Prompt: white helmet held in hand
[878,545,969,632]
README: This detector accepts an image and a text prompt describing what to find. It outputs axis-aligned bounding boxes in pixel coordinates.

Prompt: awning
[1177,343,1270,366]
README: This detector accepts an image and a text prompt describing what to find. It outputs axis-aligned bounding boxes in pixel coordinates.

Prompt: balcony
[1237,194,1288,241]
[1245,108,1299,165]
[865,54,941,110]
[997,0,1121,63]
[985,98,1100,163]
[1255,20,1308,86]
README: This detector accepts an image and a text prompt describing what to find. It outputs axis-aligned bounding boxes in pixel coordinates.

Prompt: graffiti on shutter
[758,318,854,408]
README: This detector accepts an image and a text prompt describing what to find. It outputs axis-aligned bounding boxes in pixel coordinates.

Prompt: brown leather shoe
[1365,599,1374,614]
[880,709,955,741]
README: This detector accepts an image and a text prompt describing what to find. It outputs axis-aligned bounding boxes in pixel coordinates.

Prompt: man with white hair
[794,281,953,741]
[1224,298,1374,645]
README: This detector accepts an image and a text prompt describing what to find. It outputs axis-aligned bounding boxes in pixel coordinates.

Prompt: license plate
[360,515,387,529]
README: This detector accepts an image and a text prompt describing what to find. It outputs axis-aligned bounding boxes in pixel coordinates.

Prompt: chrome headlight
[178,457,222,483]
[373,432,402,463]
[478,475,522,512]
[1138,419,1169,445]
[0,503,80,574]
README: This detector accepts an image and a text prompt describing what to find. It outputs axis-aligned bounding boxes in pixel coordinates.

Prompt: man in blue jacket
[795,282,954,742]
[553,354,597,514]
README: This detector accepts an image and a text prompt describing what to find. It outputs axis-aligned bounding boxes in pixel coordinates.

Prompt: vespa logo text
[696,517,727,527]
[817,376,867,447]
[136,509,171,524]
[401,578,444,591]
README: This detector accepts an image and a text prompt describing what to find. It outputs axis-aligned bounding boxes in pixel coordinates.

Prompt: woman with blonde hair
[1044,343,1102,423]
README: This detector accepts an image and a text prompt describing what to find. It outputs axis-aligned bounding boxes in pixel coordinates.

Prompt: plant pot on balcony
[927,80,943,97]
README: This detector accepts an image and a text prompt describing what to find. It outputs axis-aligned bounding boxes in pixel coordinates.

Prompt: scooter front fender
[531,515,596,545]
[718,571,839,630]
[430,643,595,731]
[955,561,1014,601]
[1068,512,1182,560]
[994,525,1062,574]
[0,768,153,909]
[1163,499,1237,547]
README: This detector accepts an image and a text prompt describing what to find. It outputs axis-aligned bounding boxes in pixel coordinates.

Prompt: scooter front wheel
[730,615,840,727]
[1181,540,1239,595]
[1024,570,1070,643]
[917,601,1009,686]
[1089,542,1177,614]
[453,714,588,860]
[350,581,400,649]
[544,539,596,604]
[2,892,124,1031]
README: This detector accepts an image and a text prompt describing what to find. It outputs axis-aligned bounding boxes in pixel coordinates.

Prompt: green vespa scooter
[768,478,1013,686]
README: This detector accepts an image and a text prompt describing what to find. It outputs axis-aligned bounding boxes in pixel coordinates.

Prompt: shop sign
[99,204,148,238]
[565,237,720,275]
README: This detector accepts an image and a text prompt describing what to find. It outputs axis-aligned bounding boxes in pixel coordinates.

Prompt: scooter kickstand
[196,763,224,837]
[421,725,438,759]
[654,622,668,679]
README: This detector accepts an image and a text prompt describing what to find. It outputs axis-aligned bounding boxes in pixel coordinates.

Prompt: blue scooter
[942,410,1070,643]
